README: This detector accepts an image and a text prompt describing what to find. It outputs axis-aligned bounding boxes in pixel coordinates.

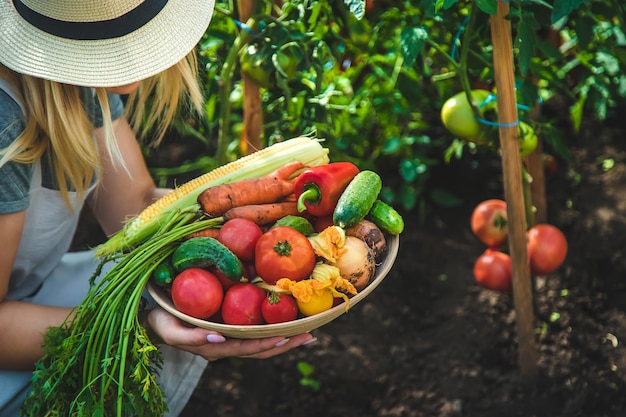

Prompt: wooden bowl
[147,234,399,339]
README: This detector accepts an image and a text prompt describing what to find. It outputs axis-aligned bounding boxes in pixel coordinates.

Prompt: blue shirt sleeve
[0,88,124,214]
[0,89,31,214]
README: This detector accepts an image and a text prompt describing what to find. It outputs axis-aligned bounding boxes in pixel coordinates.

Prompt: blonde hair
[0,52,203,210]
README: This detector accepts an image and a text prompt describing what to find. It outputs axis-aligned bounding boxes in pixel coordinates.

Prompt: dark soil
[72,110,626,417]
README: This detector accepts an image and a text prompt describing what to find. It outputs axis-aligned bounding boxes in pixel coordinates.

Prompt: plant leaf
[552,0,587,24]
[475,0,497,15]
[344,0,365,20]
[401,26,428,68]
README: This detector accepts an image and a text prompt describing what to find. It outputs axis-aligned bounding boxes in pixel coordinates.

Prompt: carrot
[223,201,301,225]
[184,227,221,240]
[197,161,305,217]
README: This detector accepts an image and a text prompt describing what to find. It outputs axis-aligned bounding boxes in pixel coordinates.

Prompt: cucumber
[368,199,404,235]
[153,258,176,287]
[333,170,382,229]
[171,237,244,281]
[272,215,315,236]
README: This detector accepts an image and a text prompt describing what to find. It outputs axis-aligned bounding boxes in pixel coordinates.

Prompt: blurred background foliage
[142,0,626,217]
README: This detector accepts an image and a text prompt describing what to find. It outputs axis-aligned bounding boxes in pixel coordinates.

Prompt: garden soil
[72,110,626,417]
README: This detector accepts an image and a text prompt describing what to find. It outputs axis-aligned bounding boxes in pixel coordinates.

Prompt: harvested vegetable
[345,219,387,262]
[294,162,360,216]
[308,225,347,263]
[331,236,375,291]
[276,263,357,313]
[255,226,316,284]
[223,201,300,225]
[333,170,382,229]
[197,161,305,217]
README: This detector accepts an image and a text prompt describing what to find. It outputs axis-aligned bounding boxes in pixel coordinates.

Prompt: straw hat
[0,0,216,87]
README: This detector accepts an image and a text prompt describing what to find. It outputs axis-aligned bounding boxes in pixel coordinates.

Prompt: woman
[0,1,315,416]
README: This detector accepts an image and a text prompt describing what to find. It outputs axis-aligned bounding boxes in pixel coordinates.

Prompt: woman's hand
[144,307,316,362]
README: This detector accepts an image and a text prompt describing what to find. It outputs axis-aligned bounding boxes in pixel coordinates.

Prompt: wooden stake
[489,1,538,379]
[238,0,264,154]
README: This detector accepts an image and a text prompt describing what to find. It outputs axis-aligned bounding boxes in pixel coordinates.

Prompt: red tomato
[221,283,267,325]
[473,249,512,292]
[261,292,298,324]
[218,218,263,261]
[470,199,508,248]
[170,268,224,319]
[254,226,316,284]
[527,224,568,275]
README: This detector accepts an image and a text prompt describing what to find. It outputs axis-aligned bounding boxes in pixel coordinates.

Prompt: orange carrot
[197,161,305,217]
[184,227,221,240]
[223,201,301,225]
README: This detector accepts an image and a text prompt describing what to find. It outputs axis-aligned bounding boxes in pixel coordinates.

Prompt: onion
[331,236,375,291]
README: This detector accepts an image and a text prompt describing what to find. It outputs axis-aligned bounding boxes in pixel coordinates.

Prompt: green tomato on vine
[517,121,539,158]
[440,89,494,143]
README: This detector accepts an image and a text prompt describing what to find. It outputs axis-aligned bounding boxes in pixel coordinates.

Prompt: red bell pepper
[293,162,360,217]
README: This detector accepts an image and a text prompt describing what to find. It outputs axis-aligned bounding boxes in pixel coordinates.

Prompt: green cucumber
[153,258,176,287]
[368,199,404,235]
[272,215,315,236]
[171,237,244,281]
[333,170,382,229]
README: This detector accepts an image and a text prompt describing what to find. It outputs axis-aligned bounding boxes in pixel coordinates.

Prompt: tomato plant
[440,89,493,142]
[221,283,267,325]
[518,121,539,158]
[170,268,224,319]
[261,292,299,324]
[470,199,508,248]
[297,290,334,317]
[255,226,316,284]
[527,224,568,275]
[239,43,274,89]
[473,249,512,292]
[273,46,300,80]
[218,218,263,261]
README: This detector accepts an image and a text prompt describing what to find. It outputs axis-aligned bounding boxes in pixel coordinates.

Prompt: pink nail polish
[274,338,290,347]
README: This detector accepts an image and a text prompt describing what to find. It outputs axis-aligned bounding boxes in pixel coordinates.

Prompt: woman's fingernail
[207,334,226,343]
[274,338,290,347]
[301,337,317,346]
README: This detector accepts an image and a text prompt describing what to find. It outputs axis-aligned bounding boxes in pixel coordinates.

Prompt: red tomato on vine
[473,249,512,292]
[470,199,508,248]
[527,224,568,275]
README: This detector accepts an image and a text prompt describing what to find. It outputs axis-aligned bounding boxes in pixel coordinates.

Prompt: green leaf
[438,0,459,11]
[344,0,365,20]
[570,95,585,133]
[401,26,428,68]
[552,0,587,24]
[297,361,315,377]
[475,0,497,15]
[516,16,537,76]
[574,15,595,48]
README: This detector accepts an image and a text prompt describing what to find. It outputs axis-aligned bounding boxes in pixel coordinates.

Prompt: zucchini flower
[307,226,347,263]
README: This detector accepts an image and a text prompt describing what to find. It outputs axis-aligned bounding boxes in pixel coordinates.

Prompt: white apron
[0,80,206,417]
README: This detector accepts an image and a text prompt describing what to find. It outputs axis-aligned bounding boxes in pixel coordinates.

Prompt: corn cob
[95,136,329,257]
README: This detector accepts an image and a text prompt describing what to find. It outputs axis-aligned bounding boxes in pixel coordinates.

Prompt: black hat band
[12,0,169,41]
